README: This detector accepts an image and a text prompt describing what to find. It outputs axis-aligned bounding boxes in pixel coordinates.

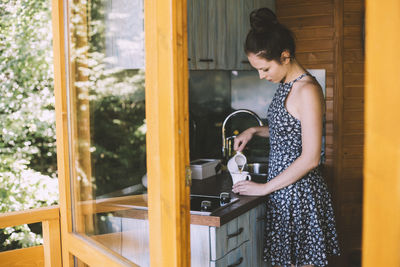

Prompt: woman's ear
[280,50,291,64]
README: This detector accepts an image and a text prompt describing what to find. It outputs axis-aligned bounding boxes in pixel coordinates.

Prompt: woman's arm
[232,82,323,196]
[234,126,269,152]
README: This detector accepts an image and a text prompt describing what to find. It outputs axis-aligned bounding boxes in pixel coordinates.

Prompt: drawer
[210,240,251,267]
[210,210,250,260]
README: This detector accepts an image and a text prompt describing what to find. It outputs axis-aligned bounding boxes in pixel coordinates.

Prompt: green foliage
[90,70,146,196]
[82,0,147,197]
[0,0,147,251]
[0,0,58,250]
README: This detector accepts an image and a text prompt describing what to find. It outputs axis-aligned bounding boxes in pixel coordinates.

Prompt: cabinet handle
[188,58,191,61]
[257,216,265,222]
[227,227,243,239]
[199,58,214,62]
[241,60,250,64]
[227,257,243,267]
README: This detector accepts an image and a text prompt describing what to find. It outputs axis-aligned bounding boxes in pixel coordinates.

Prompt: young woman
[232,8,340,267]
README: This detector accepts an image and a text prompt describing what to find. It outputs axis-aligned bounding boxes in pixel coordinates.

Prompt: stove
[190,193,239,215]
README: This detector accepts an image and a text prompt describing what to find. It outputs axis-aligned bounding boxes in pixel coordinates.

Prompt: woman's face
[247,53,288,83]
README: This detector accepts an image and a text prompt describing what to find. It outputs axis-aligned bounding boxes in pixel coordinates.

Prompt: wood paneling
[277,0,365,266]
[341,0,364,265]
[278,4,333,17]
[283,15,334,28]
[343,49,364,62]
[0,246,44,267]
[296,51,335,64]
[344,12,363,26]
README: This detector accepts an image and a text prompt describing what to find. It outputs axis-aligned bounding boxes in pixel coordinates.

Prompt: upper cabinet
[188,0,275,70]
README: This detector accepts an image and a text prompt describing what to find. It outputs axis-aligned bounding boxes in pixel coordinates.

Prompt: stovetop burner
[190,193,239,215]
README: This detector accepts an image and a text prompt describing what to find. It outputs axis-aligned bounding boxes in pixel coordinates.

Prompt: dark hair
[244,8,296,63]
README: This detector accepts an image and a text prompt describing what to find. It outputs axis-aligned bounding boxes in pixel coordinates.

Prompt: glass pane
[66,0,149,265]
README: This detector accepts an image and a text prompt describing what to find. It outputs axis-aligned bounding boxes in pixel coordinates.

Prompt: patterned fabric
[264,73,340,267]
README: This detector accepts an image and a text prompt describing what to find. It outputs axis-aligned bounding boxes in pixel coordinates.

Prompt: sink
[190,194,239,215]
[244,162,268,174]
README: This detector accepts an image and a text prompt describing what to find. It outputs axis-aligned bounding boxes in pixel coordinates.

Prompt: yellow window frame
[51,0,191,265]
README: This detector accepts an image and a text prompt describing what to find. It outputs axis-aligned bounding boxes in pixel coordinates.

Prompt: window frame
[51,0,191,265]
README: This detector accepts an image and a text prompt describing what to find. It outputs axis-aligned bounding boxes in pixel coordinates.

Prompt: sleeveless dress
[264,73,340,267]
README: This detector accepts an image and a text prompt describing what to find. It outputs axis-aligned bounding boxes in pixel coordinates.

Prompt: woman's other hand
[232,180,267,196]
[233,127,256,152]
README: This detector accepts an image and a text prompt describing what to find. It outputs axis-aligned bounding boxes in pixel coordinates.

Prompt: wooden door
[51,0,190,266]
[363,0,400,266]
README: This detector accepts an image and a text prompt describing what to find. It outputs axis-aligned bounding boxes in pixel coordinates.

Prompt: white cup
[231,171,251,185]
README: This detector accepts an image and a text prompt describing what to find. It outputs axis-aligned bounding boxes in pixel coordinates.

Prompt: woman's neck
[282,59,306,83]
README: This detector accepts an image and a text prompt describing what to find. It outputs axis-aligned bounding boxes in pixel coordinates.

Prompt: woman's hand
[233,127,256,152]
[232,180,267,196]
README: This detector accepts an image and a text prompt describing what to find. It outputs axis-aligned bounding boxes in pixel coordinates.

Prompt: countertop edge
[190,194,267,227]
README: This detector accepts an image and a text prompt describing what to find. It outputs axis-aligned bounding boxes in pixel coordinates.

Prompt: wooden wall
[276,0,364,266]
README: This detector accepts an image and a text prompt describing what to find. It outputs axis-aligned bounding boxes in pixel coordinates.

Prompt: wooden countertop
[94,172,268,227]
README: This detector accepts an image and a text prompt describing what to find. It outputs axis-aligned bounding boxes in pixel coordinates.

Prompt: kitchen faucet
[221,109,264,162]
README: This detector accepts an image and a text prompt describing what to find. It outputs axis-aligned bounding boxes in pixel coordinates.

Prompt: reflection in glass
[67,0,149,264]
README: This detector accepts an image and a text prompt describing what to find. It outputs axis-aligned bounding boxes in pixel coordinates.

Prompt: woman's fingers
[233,139,241,150]
[238,142,246,152]
[234,137,247,152]
[232,180,247,193]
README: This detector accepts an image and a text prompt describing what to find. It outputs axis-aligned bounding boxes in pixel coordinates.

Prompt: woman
[232,8,340,267]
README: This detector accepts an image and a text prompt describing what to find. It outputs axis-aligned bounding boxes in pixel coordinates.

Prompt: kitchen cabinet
[211,241,250,267]
[187,0,275,70]
[191,203,269,267]
[250,202,268,267]
[99,203,269,266]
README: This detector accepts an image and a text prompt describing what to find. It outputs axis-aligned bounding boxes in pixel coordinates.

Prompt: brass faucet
[221,109,263,162]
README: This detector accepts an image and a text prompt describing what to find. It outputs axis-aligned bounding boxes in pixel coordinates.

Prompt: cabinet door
[236,0,253,70]
[187,0,195,69]
[191,224,211,267]
[214,0,227,69]
[210,241,251,267]
[210,211,250,260]
[250,203,268,267]
[225,0,239,70]
[188,0,275,70]
[190,0,216,69]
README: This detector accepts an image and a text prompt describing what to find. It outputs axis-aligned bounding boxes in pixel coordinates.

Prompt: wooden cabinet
[250,202,268,267]
[97,203,269,266]
[211,241,251,267]
[191,203,269,267]
[209,210,250,260]
[187,0,275,70]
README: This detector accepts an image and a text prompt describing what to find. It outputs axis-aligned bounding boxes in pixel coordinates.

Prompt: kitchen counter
[92,172,269,266]
[190,172,268,227]
[94,171,268,228]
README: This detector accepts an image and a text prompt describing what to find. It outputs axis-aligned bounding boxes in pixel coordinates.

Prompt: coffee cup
[230,171,251,185]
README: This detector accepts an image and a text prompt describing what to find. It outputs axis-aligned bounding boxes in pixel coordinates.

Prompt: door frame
[51,0,191,265]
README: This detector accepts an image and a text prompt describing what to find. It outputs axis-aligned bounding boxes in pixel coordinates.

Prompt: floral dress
[264,73,340,267]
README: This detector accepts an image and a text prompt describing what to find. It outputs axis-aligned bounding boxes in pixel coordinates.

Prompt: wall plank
[283,15,333,28]
[278,4,333,17]
[343,49,364,63]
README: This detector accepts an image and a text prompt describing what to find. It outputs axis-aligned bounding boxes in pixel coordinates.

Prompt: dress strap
[290,72,309,85]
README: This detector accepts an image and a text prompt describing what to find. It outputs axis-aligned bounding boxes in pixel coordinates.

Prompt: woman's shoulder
[293,75,323,98]
[291,75,325,112]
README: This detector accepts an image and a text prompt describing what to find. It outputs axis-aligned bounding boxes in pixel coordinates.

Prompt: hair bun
[250,8,279,33]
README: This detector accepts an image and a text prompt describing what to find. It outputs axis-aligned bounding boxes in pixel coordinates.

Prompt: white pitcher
[227,151,247,173]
